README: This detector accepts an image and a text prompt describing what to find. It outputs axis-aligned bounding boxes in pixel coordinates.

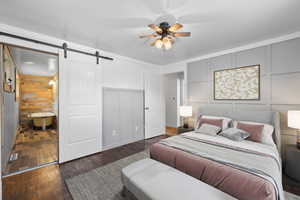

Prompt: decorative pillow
[237,122,264,143]
[195,115,232,130]
[220,128,250,141]
[198,118,223,129]
[195,124,221,136]
[233,121,275,145]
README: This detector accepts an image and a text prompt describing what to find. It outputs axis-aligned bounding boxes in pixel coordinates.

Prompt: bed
[150,109,283,200]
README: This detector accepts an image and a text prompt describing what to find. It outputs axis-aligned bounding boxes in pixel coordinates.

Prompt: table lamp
[179,106,192,128]
[288,110,300,149]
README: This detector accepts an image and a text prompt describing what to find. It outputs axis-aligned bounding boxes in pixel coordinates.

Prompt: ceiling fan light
[155,39,163,49]
[164,43,172,50]
[163,37,172,50]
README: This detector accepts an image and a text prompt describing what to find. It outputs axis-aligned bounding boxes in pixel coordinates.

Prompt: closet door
[59,51,102,163]
[119,90,144,144]
[131,91,144,141]
[119,90,134,145]
[103,89,144,150]
[103,89,120,149]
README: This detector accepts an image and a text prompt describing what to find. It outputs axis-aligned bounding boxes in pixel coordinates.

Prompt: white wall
[0,23,162,181]
[102,54,159,90]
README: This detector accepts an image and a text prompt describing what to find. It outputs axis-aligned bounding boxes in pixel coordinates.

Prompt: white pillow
[233,120,275,145]
[197,115,232,130]
[195,123,221,136]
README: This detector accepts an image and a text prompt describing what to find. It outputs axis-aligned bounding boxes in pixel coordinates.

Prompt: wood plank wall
[20,74,56,122]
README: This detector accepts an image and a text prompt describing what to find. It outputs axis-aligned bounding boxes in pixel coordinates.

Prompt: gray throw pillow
[195,123,221,136]
[220,128,250,141]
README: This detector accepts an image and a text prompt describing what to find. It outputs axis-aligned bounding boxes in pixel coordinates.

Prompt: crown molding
[167,31,300,65]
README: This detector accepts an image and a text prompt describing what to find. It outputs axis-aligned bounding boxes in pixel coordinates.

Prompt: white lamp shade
[179,106,192,117]
[288,110,300,129]
[155,39,163,49]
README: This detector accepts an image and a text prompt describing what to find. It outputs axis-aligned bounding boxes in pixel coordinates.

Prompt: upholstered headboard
[195,108,281,154]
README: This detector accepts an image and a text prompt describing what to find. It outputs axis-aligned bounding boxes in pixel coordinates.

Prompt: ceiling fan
[139,22,191,50]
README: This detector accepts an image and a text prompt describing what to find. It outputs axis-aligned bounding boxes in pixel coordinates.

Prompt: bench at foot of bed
[121,158,236,200]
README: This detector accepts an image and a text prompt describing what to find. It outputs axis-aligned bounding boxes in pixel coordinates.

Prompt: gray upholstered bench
[121,158,237,200]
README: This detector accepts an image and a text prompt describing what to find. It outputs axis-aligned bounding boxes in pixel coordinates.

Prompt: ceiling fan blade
[150,39,158,46]
[168,23,183,32]
[167,36,175,44]
[148,24,162,32]
[139,34,157,39]
[173,32,191,37]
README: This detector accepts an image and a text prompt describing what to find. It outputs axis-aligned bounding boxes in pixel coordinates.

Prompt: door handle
[145,107,149,110]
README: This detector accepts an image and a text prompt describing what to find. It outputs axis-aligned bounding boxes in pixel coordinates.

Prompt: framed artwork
[214,65,260,100]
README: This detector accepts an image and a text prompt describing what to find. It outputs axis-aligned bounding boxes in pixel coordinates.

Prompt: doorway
[164,72,184,136]
[1,44,59,176]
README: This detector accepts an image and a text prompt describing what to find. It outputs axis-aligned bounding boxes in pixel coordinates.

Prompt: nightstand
[285,144,300,182]
[177,127,194,134]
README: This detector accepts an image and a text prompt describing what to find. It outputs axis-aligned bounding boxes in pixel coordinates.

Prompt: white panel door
[144,72,163,139]
[59,51,102,163]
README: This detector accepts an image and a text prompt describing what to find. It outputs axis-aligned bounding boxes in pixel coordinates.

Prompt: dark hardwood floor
[283,174,300,196]
[5,127,57,175]
[3,133,300,200]
[3,135,166,200]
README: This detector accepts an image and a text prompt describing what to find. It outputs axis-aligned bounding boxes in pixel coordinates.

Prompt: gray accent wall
[187,37,300,153]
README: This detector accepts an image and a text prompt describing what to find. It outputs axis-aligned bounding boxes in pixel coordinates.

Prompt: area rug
[66,150,148,200]
[66,150,300,200]
[286,192,300,200]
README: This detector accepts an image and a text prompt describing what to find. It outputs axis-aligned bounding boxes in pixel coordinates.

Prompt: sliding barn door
[59,51,102,163]
[144,72,163,139]
[0,44,3,173]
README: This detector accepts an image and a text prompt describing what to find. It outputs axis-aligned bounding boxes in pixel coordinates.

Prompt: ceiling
[9,46,58,76]
[1,0,300,65]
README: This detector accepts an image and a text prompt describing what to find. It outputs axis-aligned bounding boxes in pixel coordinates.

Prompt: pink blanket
[150,143,276,200]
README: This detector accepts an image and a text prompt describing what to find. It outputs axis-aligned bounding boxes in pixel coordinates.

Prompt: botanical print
[214,65,260,100]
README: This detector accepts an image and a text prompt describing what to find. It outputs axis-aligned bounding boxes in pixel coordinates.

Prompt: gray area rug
[66,150,299,200]
[66,150,148,200]
[286,192,300,200]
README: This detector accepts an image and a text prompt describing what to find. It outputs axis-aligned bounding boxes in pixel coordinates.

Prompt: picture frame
[213,65,260,100]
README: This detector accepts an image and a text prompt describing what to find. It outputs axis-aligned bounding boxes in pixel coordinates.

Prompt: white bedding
[160,132,284,200]
[182,131,280,163]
